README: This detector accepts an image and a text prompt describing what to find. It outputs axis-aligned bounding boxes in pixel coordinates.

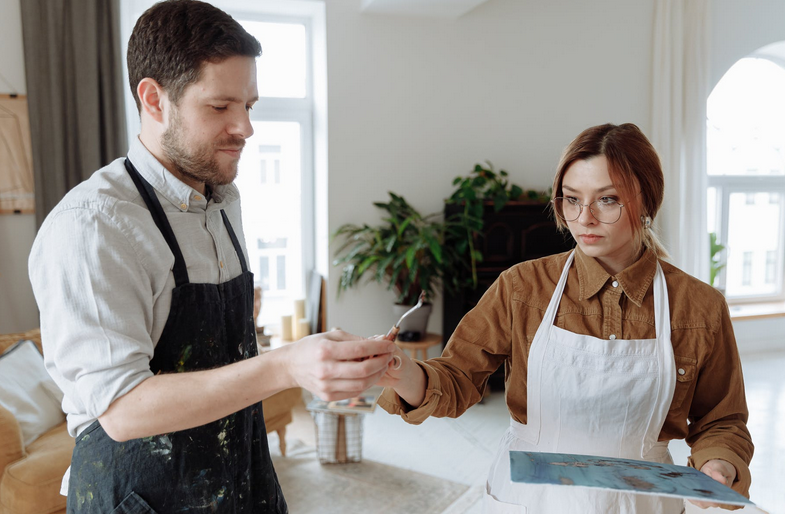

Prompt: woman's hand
[367,335,427,408]
[689,459,737,509]
[376,343,409,387]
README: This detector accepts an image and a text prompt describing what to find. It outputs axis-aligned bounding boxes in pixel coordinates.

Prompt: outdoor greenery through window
[707,55,785,303]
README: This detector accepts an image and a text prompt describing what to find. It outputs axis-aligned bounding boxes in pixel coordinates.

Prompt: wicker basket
[311,411,363,464]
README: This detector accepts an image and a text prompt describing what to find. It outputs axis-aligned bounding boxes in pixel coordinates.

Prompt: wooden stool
[395,333,442,361]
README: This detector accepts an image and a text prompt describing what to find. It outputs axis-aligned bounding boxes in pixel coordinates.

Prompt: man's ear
[137,78,167,124]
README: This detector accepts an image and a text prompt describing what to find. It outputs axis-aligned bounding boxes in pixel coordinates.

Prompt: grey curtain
[20,0,128,227]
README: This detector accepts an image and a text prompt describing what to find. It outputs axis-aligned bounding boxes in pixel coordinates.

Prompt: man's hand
[689,459,737,509]
[281,330,396,401]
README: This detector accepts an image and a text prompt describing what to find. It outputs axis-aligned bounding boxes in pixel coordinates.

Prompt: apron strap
[124,158,189,286]
[220,209,248,274]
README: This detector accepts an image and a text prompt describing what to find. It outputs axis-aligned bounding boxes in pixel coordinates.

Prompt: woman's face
[561,155,639,275]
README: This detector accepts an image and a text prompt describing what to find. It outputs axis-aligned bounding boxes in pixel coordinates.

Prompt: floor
[280,349,785,514]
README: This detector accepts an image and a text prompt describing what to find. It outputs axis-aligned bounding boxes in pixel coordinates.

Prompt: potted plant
[443,162,550,294]
[331,162,548,339]
[332,192,448,339]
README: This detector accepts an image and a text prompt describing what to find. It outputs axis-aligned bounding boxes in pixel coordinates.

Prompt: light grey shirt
[29,137,250,440]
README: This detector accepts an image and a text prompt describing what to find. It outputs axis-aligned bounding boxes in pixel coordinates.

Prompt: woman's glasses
[552,197,626,224]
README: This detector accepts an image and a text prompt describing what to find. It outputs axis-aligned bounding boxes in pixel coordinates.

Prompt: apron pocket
[482,488,527,513]
[112,492,157,514]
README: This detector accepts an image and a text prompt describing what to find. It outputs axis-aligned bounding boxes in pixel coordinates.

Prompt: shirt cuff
[378,361,442,425]
[688,446,752,501]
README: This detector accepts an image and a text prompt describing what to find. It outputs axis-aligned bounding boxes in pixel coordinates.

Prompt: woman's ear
[137,78,166,124]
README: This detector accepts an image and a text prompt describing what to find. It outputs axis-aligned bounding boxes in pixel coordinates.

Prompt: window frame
[708,174,785,304]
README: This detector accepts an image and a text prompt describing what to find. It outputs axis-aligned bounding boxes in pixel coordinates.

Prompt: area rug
[270,439,472,514]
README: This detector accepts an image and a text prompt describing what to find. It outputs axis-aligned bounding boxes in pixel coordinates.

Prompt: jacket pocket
[671,355,697,409]
[112,492,157,514]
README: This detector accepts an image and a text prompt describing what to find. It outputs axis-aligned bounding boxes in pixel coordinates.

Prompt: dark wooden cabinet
[442,201,575,391]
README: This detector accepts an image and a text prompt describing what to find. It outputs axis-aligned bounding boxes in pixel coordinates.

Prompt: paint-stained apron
[66,159,286,513]
[483,251,684,513]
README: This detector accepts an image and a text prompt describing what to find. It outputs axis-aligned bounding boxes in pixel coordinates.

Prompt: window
[232,15,318,329]
[707,54,785,303]
[121,0,326,330]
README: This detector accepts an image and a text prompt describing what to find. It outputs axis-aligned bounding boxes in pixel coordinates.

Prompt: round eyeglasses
[552,196,626,224]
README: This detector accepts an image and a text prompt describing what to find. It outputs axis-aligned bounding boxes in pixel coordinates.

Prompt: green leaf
[357,256,379,275]
[397,217,413,237]
[425,233,443,263]
[405,246,417,270]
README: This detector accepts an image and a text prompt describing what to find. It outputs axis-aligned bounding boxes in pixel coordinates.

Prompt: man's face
[161,56,258,189]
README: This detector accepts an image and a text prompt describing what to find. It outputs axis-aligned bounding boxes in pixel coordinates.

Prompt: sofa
[0,329,70,514]
[0,329,301,514]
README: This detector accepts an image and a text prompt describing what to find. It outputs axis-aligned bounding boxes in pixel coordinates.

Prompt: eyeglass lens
[554,197,623,224]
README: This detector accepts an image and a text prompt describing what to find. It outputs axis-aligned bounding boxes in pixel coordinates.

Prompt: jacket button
[609,334,616,340]
[612,280,619,287]
[678,368,686,376]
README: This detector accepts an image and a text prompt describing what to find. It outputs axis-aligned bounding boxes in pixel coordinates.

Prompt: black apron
[66,159,287,513]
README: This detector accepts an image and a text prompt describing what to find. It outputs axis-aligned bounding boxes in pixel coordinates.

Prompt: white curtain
[650,0,710,282]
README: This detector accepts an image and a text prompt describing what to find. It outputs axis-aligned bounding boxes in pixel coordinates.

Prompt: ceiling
[360,0,490,19]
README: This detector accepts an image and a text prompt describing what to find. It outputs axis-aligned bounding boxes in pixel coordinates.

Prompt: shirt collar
[127,137,238,211]
[574,246,658,307]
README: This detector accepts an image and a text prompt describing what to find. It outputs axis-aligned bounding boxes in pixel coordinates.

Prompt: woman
[377,123,753,513]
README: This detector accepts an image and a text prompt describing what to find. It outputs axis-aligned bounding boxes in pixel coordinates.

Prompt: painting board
[509,451,753,507]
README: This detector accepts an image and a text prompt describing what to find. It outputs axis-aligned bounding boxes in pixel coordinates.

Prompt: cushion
[0,340,65,447]
[0,422,71,514]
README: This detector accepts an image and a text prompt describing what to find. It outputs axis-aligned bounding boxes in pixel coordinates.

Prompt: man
[28,1,395,512]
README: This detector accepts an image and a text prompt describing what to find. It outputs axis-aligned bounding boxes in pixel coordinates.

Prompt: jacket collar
[574,246,658,307]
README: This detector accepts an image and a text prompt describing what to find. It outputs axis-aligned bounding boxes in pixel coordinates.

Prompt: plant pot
[392,303,433,341]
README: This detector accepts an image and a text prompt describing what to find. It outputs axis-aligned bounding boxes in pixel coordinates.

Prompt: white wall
[325,0,656,337]
[0,0,38,333]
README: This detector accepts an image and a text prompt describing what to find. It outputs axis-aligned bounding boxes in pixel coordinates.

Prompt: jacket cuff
[688,446,752,501]
[377,361,442,425]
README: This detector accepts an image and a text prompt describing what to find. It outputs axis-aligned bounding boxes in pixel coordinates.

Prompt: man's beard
[161,109,245,188]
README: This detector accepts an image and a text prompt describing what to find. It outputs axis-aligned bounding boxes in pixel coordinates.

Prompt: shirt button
[180,202,187,210]
[678,368,686,376]
[612,280,619,287]
[194,195,202,201]
[609,334,616,340]
[220,261,224,269]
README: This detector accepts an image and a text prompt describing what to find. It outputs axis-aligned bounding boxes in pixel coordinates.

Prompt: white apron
[483,251,684,513]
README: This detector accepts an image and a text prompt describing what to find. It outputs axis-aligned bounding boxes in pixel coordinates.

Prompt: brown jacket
[379,247,754,497]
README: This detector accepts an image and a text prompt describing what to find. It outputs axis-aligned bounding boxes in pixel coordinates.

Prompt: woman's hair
[127,0,262,112]
[550,123,669,259]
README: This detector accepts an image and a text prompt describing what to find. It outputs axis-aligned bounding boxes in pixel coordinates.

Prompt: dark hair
[551,123,669,258]
[127,0,262,111]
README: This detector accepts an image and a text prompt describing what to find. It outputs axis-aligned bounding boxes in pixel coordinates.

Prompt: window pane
[240,21,306,98]
[707,58,785,176]
[725,191,783,297]
[236,121,303,326]
[707,187,718,234]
